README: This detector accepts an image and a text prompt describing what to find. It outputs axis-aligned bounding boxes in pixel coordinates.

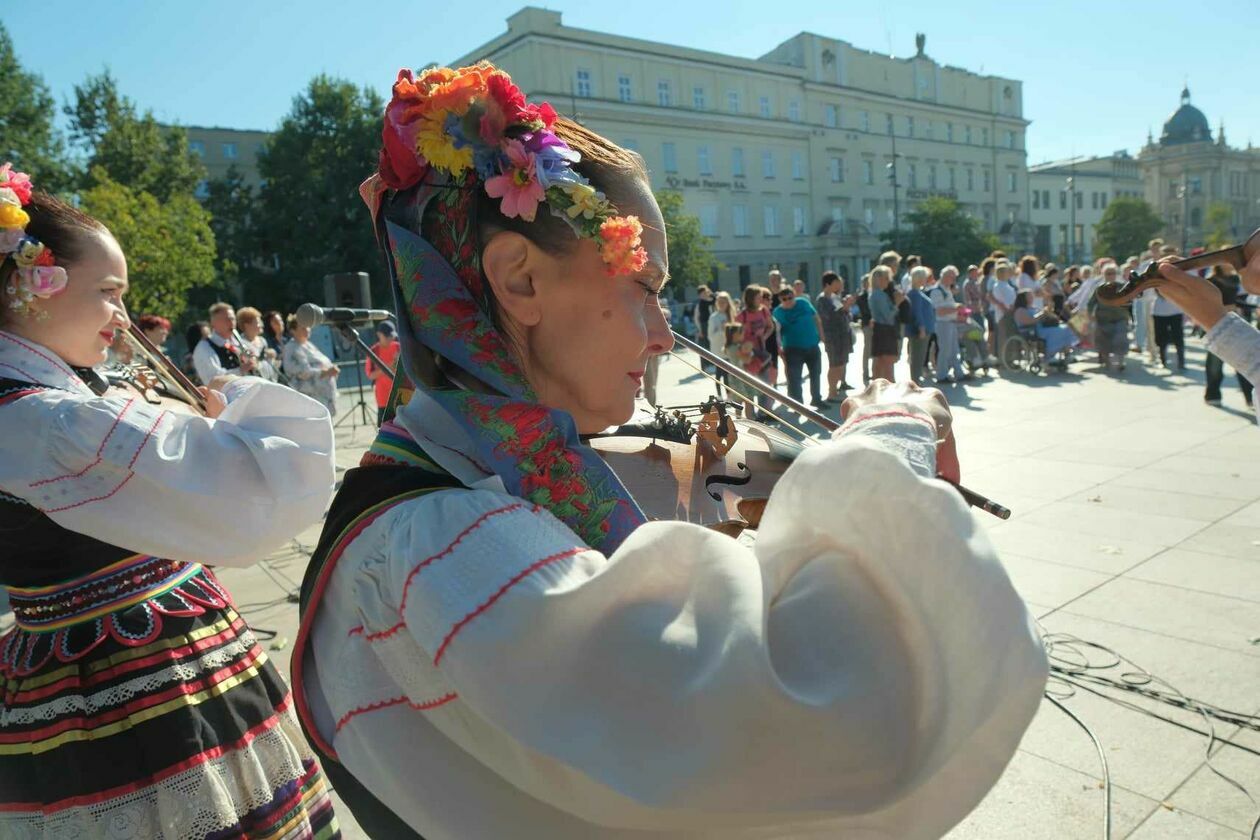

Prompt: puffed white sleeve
[1205,312,1260,401]
[362,405,1047,835]
[0,377,335,565]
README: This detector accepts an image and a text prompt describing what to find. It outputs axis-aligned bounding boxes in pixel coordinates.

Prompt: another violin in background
[1097,228,1260,306]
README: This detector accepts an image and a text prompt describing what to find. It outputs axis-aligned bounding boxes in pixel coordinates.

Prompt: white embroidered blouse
[300,389,1048,839]
[0,329,337,565]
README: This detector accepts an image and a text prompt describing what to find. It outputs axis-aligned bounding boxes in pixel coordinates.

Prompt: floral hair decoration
[378,63,648,276]
[0,163,67,318]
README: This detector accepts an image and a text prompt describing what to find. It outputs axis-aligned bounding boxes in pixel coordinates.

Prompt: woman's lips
[627,371,643,384]
[99,330,115,343]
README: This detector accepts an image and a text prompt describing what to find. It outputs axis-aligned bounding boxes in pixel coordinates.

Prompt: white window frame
[733,204,749,237]
[860,110,870,132]
[698,145,712,175]
[617,74,632,102]
[700,205,719,237]
[863,160,874,185]
[829,157,843,183]
[732,147,745,177]
[759,96,771,118]
[824,104,838,127]
[189,140,206,156]
[662,142,677,173]
[693,86,706,110]
[761,150,775,178]
[793,206,807,236]
[727,90,739,113]
[788,100,801,122]
[763,205,779,236]
[658,80,672,107]
[908,163,917,188]
[576,68,592,98]
[221,142,237,159]
[791,151,805,180]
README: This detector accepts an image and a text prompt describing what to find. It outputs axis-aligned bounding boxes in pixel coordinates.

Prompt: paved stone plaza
[7,334,1257,838]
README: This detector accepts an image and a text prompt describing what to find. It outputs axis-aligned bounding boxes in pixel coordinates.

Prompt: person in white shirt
[899,254,920,293]
[928,265,968,383]
[990,261,1019,354]
[192,300,257,385]
[1016,255,1042,312]
[706,290,736,392]
[294,65,1046,840]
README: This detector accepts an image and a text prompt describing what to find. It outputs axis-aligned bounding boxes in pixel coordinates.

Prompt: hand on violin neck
[197,386,227,419]
[1156,260,1228,330]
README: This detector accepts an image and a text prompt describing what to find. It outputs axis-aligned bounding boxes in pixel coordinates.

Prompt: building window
[1007,172,1017,193]
[948,167,956,190]
[658,80,671,107]
[727,90,739,113]
[967,169,974,191]
[221,142,237,159]
[576,69,592,98]
[788,100,800,122]
[982,127,989,146]
[793,206,807,235]
[831,206,844,224]
[761,150,775,178]
[906,116,915,137]
[928,165,937,189]
[860,110,870,132]
[925,120,934,140]
[1190,207,1203,227]
[759,96,771,118]
[189,140,205,156]
[863,160,874,185]
[983,168,991,192]
[618,75,632,102]
[885,113,894,135]
[1091,191,1099,209]
[732,147,745,177]
[908,164,917,188]
[698,145,712,175]
[1076,191,1084,209]
[1033,190,1041,210]
[1189,176,1203,195]
[700,205,719,237]
[764,205,779,236]
[829,157,844,183]
[1042,190,1049,207]
[693,86,706,109]
[194,179,210,200]
[946,123,954,142]
[1004,130,1014,149]
[1060,190,1067,209]
[824,104,838,127]
[791,151,805,180]
[622,138,638,151]
[864,207,874,226]
[662,142,677,173]
[965,125,973,145]
[1101,192,1108,208]
[733,205,749,237]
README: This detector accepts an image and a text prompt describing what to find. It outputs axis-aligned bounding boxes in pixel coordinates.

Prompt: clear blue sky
[7,1,1258,166]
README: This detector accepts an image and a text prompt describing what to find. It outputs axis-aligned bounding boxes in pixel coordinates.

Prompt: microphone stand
[332,322,387,430]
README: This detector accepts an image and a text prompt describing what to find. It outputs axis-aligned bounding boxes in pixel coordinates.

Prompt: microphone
[295,303,393,328]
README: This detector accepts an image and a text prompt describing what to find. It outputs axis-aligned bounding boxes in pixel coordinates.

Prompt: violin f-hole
[706,462,752,501]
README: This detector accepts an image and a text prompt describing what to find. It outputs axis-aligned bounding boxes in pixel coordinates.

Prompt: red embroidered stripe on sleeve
[31,399,135,487]
[433,546,585,665]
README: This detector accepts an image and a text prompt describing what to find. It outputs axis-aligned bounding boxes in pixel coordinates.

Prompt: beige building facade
[452,7,1029,289]
[1138,88,1260,252]
[1028,152,1143,263]
[182,126,272,196]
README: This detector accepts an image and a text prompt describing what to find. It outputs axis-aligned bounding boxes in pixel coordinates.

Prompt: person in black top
[694,285,714,370]
[856,273,874,384]
[1205,264,1253,406]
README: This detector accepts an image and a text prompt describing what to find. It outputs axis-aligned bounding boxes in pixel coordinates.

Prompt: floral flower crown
[378,63,648,277]
[0,163,68,319]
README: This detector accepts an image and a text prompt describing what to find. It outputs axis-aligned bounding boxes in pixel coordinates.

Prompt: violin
[588,332,1010,538]
[103,325,207,415]
[1096,228,1260,306]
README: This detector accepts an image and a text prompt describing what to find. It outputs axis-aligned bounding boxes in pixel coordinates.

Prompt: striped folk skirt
[0,556,339,839]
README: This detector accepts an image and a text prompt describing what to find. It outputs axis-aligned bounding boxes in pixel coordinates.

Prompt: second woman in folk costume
[293,63,1048,840]
[0,171,341,837]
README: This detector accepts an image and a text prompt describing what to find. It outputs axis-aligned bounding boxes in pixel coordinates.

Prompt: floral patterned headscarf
[361,163,647,554]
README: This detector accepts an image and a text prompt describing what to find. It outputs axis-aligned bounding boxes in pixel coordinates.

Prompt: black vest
[201,337,242,370]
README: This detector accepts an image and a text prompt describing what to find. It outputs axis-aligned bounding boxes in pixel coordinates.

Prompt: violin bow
[669,330,1011,520]
[126,324,207,413]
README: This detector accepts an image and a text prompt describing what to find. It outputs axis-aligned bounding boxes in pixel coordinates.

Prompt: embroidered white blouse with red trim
[300,388,1048,839]
[0,328,337,565]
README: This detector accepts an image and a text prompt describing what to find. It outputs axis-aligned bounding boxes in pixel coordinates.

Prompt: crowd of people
[686,236,1256,418]
[109,301,401,420]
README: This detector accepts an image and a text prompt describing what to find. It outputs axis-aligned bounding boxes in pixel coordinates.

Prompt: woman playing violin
[0,172,341,838]
[293,63,1047,840]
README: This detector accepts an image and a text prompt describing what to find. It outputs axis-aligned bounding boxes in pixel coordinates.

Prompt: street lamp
[1065,175,1076,264]
[886,131,901,253]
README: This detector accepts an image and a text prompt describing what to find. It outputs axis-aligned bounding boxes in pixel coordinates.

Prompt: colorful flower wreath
[0,163,67,318]
[378,63,648,277]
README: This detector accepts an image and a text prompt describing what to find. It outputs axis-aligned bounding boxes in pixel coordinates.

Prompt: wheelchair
[1001,328,1048,374]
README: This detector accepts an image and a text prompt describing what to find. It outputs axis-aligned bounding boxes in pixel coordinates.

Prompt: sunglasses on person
[778,291,795,301]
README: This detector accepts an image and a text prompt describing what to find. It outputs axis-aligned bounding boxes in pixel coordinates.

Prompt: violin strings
[665,349,814,441]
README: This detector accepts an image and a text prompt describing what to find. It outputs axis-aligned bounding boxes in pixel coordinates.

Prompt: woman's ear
[482,231,541,327]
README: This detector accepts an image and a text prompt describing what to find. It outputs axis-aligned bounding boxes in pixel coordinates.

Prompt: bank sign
[664,176,749,192]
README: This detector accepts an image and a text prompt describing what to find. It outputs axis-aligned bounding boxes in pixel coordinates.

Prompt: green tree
[81,173,216,321]
[880,197,998,269]
[65,72,204,202]
[1204,201,1234,249]
[0,23,72,191]
[200,166,259,302]
[256,76,384,307]
[1094,197,1163,260]
[654,190,722,299]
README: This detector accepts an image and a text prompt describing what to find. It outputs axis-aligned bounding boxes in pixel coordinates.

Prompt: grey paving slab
[1063,484,1249,524]
[1178,522,1260,561]
[1059,577,1260,657]
[1168,718,1260,836]
[1127,806,1248,838]
[945,750,1158,840]
[985,520,1168,575]
[1108,467,1258,501]
[1018,501,1209,547]
[1127,547,1260,604]
[999,552,1114,610]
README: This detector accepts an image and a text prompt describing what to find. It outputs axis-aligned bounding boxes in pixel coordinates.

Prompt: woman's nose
[647,300,675,354]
